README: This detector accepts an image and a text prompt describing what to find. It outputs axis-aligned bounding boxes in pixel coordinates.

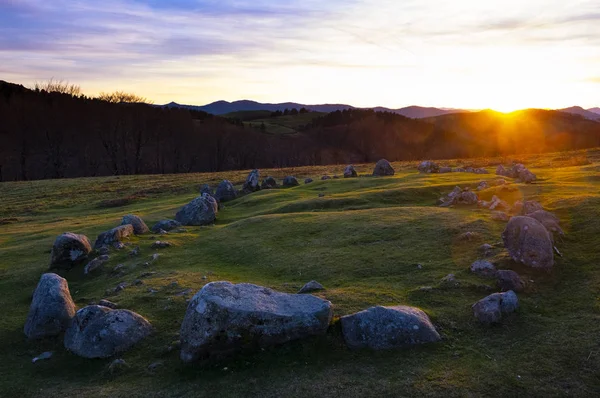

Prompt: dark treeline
[1,80,600,181]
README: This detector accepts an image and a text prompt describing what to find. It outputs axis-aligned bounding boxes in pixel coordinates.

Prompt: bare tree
[33,78,81,96]
[97,91,152,104]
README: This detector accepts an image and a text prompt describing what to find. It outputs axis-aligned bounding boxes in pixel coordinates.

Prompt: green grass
[1,149,600,397]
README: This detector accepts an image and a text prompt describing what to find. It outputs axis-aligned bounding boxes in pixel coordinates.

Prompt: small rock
[97,246,110,255]
[98,299,118,309]
[32,351,53,363]
[479,243,494,257]
[108,358,129,374]
[112,264,126,274]
[440,274,460,288]
[139,272,156,278]
[304,178,314,184]
[344,165,358,178]
[94,225,134,250]
[133,279,144,286]
[283,176,299,187]
[439,167,452,173]
[470,260,497,277]
[522,201,543,215]
[472,291,519,324]
[477,181,489,190]
[496,270,525,292]
[151,219,182,233]
[491,211,510,222]
[318,193,325,198]
[333,175,339,179]
[49,232,92,270]
[321,175,331,180]
[417,161,439,173]
[83,255,110,275]
[298,280,325,294]
[261,176,278,189]
[129,246,140,256]
[114,282,128,293]
[121,214,149,234]
[151,241,172,249]
[151,253,160,262]
[148,361,164,372]
[242,170,261,193]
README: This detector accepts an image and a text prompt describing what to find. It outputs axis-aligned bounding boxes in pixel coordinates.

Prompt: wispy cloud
[1,0,599,108]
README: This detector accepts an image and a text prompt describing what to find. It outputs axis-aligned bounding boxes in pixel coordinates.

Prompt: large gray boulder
[50,232,92,269]
[470,260,496,277]
[340,306,440,350]
[373,159,395,176]
[502,216,554,270]
[282,176,299,187]
[24,273,76,339]
[64,305,152,358]
[180,282,333,362]
[151,219,181,233]
[472,291,518,324]
[121,214,149,234]
[215,180,237,202]
[417,161,439,173]
[175,194,218,226]
[94,225,134,249]
[243,169,261,192]
[344,165,358,178]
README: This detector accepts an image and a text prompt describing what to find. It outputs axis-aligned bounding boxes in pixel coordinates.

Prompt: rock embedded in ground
[24,273,76,339]
[525,210,564,241]
[283,176,300,187]
[440,273,460,288]
[108,358,129,374]
[214,180,237,202]
[98,299,118,309]
[97,246,110,255]
[472,291,519,324]
[298,280,325,294]
[470,260,497,277]
[440,187,478,206]
[151,241,172,249]
[121,214,149,234]
[344,165,358,178]
[479,243,494,257]
[502,216,554,270]
[318,193,325,198]
[321,175,331,180]
[179,281,333,362]
[151,219,182,233]
[32,351,53,363]
[373,159,395,176]
[304,178,313,184]
[243,169,261,192]
[496,270,525,292]
[50,232,92,269]
[417,161,439,173]
[491,211,510,222]
[261,176,278,189]
[340,305,440,350]
[522,201,543,215]
[64,305,152,358]
[94,225,134,250]
[439,167,452,173]
[477,181,489,190]
[84,254,110,275]
[175,195,218,226]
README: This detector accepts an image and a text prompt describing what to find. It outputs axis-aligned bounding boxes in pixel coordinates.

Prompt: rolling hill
[558,106,600,120]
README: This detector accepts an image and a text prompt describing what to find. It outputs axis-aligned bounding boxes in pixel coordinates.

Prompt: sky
[1,0,599,111]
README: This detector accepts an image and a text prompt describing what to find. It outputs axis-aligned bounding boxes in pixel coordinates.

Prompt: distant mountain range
[164,100,600,120]
[164,100,468,119]
[558,106,600,120]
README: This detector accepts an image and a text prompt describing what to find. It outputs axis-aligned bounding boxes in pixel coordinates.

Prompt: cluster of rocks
[25,273,153,358]
[418,160,488,174]
[496,163,536,183]
[438,186,479,207]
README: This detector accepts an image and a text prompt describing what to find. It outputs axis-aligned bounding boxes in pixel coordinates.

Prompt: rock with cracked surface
[472,291,518,324]
[50,232,92,269]
[175,195,217,226]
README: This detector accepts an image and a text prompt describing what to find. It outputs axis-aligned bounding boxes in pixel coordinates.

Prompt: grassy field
[1,149,600,397]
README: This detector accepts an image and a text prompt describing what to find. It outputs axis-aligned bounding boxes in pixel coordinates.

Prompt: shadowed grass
[1,149,600,397]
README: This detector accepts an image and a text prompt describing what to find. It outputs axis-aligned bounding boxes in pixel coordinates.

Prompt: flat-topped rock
[180,282,333,362]
[24,273,76,339]
[50,232,92,269]
[340,305,440,350]
[151,219,181,233]
[94,225,134,249]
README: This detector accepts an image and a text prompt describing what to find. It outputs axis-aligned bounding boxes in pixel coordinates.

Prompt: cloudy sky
[1,0,599,111]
